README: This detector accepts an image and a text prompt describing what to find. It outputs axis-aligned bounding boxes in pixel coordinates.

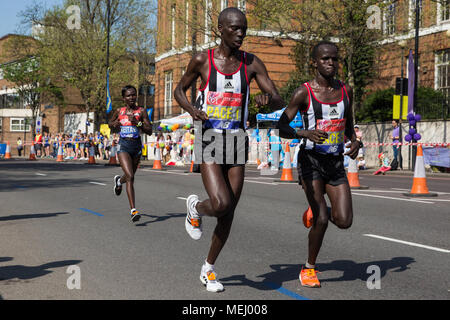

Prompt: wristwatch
[137,121,143,127]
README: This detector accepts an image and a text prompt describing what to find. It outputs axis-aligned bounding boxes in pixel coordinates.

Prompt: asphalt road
[0,159,449,302]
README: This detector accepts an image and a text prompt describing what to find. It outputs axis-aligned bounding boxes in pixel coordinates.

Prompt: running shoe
[130,208,141,222]
[200,264,224,292]
[185,195,202,240]
[114,175,122,196]
[299,267,321,288]
[302,206,313,228]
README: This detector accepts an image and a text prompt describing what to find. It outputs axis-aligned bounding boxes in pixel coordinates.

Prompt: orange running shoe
[299,267,321,288]
[302,207,313,228]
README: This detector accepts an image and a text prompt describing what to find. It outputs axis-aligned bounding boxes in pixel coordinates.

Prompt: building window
[204,0,212,43]
[384,2,396,35]
[436,49,450,103]
[438,0,450,22]
[409,0,423,29]
[10,118,31,132]
[221,0,229,11]
[171,4,176,49]
[185,1,190,46]
[164,71,173,117]
[238,0,246,12]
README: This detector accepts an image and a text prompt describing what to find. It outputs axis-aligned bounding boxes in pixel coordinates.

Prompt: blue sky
[0,0,63,37]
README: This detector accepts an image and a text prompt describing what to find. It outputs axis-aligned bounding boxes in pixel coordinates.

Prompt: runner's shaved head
[218,7,246,27]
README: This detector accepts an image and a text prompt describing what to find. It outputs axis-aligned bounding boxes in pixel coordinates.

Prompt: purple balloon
[413,133,421,141]
[409,128,416,135]
[404,134,412,142]
[407,113,415,121]
[409,119,416,126]
[157,126,162,131]
[415,114,421,122]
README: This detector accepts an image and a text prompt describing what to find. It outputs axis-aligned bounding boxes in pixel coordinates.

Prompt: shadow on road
[135,212,185,227]
[0,258,82,282]
[0,212,70,222]
[220,257,415,292]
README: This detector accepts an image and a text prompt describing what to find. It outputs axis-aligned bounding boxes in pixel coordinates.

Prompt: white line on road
[244,179,278,185]
[363,234,450,253]
[177,197,187,200]
[35,173,47,176]
[89,182,106,186]
[142,169,189,176]
[391,188,450,195]
[351,192,434,204]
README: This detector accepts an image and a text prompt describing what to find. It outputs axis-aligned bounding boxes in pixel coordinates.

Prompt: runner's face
[123,89,137,107]
[219,14,247,49]
[314,45,339,78]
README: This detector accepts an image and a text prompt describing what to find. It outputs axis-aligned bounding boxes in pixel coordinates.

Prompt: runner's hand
[192,109,208,121]
[344,140,360,159]
[304,130,328,144]
[254,93,271,107]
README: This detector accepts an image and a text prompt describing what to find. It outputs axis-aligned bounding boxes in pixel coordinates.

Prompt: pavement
[0,158,449,304]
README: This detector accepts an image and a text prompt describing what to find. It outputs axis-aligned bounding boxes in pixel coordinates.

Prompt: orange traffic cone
[347,157,369,189]
[56,142,64,162]
[87,145,96,164]
[275,143,298,183]
[302,206,313,228]
[29,142,37,160]
[185,150,195,173]
[105,142,118,166]
[4,141,11,159]
[403,144,437,197]
[152,147,163,170]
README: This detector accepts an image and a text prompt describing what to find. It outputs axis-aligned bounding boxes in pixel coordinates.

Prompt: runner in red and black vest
[277,41,360,288]
[109,85,153,222]
[174,7,285,292]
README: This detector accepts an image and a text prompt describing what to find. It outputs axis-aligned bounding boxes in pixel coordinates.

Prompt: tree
[21,0,156,132]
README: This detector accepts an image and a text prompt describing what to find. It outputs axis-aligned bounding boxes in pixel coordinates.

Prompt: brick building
[155,0,450,123]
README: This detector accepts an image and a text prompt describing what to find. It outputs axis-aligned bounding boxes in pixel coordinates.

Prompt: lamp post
[411,0,421,170]
[398,39,407,170]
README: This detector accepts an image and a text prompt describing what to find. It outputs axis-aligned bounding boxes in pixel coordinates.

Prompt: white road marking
[391,188,450,195]
[363,234,450,253]
[35,173,47,176]
[351,192,434,204]
[244,179,278,185]
[89,182,106,186]
[177,197,187,200]
[142,169,189,176]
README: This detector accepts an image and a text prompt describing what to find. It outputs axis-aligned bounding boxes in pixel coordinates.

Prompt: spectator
[17,137,23,156]
[389,120,400,161]
[373,152,391,175]
[34,129,43,157]
[43,132,51,158]
[357,155,366,170]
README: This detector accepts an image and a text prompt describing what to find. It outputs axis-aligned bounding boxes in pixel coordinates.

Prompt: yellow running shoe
[130,209,141,222]
[299,267,321,288]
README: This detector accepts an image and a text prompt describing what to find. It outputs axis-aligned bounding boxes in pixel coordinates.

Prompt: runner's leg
[118,152,136,210]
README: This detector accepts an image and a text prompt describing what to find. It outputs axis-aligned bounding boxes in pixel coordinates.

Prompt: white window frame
[408,0,423,30]
[238,0,246,12]
[383,1,397,35]
[171,4,176,49]
[435,49,450,102]
[204,0,212,44]
[437,0,450,23]
[10,118,31,132]
[164,71,173,117]
[221,0,229,11]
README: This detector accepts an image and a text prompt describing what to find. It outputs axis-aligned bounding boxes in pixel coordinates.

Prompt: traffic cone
[4,141,11,159]
[275,143,298,183]
[403,144,437,197]
[152,147,163,170]
[29,143,37,160]
[105,142,118,166]
[56,142,64,162]
[302,206,313,228]
[347,157,369,189]
[87,145,96,164]
[185,150,195,173]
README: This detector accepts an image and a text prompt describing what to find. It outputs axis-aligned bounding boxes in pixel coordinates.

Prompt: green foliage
[357,87,447,122]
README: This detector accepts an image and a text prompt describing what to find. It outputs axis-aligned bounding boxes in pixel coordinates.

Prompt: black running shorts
[297,149,348,186]
[118,138,142,159]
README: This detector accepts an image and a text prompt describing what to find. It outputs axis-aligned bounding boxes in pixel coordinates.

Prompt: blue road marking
[264,282,309,300]
[79,208,104,217]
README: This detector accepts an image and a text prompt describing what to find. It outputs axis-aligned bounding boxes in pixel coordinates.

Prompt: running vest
[195,49,250,132]
[301,81,350,155]
[118,106,143,139]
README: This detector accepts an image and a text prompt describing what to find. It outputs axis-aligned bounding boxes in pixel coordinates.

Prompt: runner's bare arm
[250,55,285,110]
[108,109,121,131]
[174,52,209,121]
[343,85,360,159]
[277,86,328,142]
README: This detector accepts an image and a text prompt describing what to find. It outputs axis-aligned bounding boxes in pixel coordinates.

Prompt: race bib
[204,91,242,130]
[315,119,346,154]
[120,126,140,138]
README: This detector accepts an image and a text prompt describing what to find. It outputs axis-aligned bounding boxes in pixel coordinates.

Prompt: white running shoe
[185,195,202,240]
[200,264,224,292]
[114,175,122,196]
[130,208,141,222]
